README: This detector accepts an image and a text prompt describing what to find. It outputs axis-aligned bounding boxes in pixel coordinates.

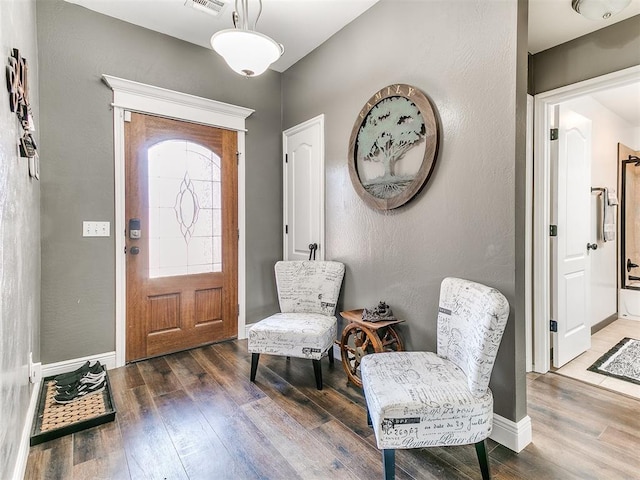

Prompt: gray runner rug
[588,337,640,386]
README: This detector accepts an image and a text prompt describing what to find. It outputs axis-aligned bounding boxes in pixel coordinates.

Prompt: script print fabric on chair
[361,277,509,480]
[248,260,345,390]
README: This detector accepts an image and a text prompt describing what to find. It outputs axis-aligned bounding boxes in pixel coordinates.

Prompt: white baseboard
[490,413,532,452]
[29,361,42,385]
[28,352,42,385]
[12,380,41,480]
[41,351,117,378]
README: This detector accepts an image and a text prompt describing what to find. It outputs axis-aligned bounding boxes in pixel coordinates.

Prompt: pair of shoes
[54,376,107,404]
[53,362,106,404]
[56,370,105,394]
[55,361,103,388]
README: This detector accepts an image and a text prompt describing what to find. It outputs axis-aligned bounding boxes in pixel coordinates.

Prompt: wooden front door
[125,112,238,362]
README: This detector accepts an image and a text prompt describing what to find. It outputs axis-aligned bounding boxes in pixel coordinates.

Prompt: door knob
[587,243,598,251]
[308,243,318,261]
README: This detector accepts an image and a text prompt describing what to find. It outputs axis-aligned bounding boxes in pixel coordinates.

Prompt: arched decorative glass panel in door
[147,139,222,278]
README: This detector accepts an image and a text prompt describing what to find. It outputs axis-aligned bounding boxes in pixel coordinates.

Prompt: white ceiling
[65,0,380,72]
[528,0,640,54]
[65,0,640,123]
[65,0,640,65]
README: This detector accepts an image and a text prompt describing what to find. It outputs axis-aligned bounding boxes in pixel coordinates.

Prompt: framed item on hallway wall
[348,84,439,210]
[6,47,39,178]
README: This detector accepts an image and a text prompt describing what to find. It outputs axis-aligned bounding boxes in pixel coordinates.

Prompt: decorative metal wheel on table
[339,323,403,387]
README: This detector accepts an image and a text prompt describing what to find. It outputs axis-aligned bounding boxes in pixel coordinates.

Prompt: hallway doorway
[532,65,640,374]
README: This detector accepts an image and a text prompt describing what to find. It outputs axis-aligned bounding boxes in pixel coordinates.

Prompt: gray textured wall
[37,0,282,363]
[0,0,40,477]
[513,0,529,422]
[532,15,640,93]
[283,0,528,422]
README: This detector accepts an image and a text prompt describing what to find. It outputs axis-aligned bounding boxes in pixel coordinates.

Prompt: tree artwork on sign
[348,84,439,211]
[356,97,426,199]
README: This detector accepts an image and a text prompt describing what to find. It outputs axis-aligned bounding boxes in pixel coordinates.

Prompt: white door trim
[532,65,640,373]
[102,75,254,368]
[282,114,326,261]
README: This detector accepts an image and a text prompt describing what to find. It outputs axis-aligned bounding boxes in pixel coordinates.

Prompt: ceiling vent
[185,0,229,17]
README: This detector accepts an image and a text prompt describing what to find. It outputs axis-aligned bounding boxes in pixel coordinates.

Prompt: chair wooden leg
[328,346,334,365]
[382,449,395,480]
[312,359,323,390]
[475,440,491,480]
[250,353,260,382]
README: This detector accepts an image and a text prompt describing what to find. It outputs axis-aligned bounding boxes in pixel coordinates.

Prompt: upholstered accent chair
[248,260,345,390]
[360,277,509,480]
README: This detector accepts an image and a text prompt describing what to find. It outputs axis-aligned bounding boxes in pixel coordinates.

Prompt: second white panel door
[283,115,325,261]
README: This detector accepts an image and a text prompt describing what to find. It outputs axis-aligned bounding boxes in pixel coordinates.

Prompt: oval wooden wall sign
[348,84,439,210]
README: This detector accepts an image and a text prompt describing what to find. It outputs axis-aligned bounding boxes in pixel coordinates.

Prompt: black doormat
[30,366,116,446]
[587,337,640,386]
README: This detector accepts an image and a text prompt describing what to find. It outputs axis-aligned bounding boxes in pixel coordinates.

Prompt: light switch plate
[83,221,110,237]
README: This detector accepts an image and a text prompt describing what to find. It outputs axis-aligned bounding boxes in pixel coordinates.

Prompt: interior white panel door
[283,115,325,261]
[553,106,592,368]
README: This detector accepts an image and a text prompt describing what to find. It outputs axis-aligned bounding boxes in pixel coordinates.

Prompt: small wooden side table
[338,309,404,387]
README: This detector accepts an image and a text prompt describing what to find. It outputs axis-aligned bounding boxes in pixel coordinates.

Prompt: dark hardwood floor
[24,340,640,479]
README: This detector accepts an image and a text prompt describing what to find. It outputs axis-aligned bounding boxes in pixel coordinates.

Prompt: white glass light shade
[211,29,283,77]
[572,0,631,19]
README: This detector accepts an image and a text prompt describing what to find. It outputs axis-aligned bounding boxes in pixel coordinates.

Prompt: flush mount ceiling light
[211,0,284,77]
[571,0,632,20]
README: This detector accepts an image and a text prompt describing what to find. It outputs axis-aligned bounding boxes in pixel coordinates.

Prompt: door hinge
[124,245,127,254]
[549,225,557,237]
[237,304,240,316]
[236,152,240,165]
[550,128,558,141]
[124,110,132,123]
[550,320,558,332]
[285,153,288,164]
[237,228,240,241]
[285,225,288,234]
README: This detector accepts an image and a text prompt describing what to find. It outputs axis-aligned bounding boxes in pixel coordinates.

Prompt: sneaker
[53,361,90,384]
[54,379,106,404]
[56,371,106,394]
[55,362,103,387]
